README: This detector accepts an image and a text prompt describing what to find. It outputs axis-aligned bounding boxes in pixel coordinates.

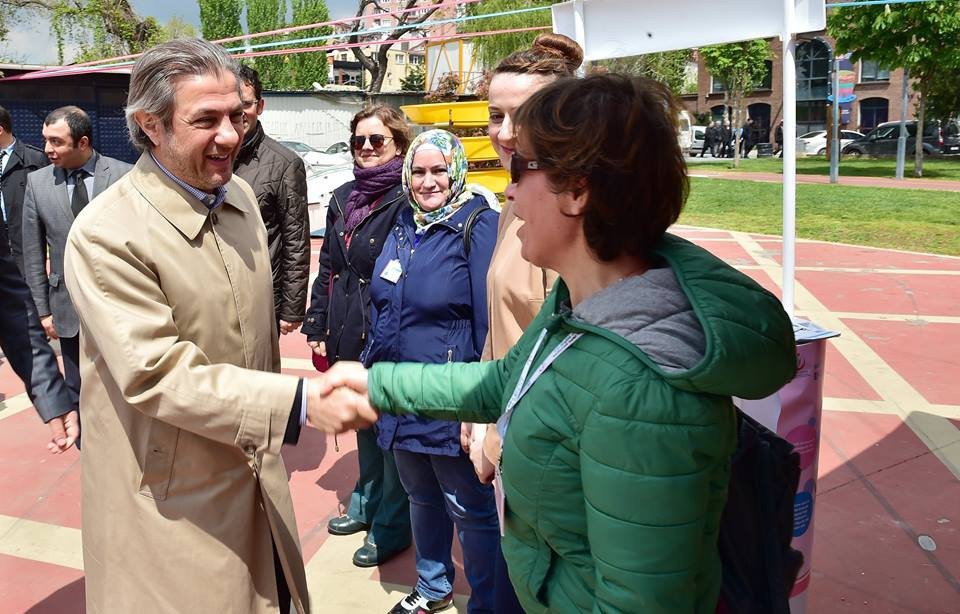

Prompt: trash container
[756,142,774,157]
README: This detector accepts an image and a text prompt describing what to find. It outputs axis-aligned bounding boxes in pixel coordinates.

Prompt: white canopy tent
[552,0,829,317]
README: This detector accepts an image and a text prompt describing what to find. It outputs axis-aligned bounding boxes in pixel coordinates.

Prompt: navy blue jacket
[364,194,497,455]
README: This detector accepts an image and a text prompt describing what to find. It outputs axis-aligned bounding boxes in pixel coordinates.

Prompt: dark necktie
[71,169,89,217]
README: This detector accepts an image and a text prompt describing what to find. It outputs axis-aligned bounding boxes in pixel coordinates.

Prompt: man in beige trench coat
[63,39,376,614]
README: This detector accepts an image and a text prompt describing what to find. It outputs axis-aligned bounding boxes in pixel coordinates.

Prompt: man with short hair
[21,106,131,434]
[0,105,49,271]
[63,38,375,614]
[233,64,309,335]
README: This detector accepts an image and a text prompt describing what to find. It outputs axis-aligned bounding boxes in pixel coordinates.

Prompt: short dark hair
[0,105,11,133]
[238,63,263,100]
[44,106,92,145]
[514,74,688,261]
[351,104,412,156]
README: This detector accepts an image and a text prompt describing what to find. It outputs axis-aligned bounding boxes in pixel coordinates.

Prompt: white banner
[552,0,826,61]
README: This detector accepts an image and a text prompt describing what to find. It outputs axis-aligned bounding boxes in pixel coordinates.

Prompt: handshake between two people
[304,361,378,434]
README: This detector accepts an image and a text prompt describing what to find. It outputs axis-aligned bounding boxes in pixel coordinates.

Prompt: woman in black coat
[301,104,412,568]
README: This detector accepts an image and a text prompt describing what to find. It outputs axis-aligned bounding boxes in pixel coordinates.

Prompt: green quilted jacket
[369,234,796,613]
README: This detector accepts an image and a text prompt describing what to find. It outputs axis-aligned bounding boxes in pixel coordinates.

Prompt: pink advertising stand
[735,319,839,613]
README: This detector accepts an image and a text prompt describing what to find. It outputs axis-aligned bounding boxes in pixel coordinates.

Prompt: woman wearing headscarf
[301,105,412,568]
[363,129,500,614]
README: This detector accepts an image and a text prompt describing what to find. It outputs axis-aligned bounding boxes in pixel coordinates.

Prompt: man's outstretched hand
[306,370,377,433]
[315,361,369,397]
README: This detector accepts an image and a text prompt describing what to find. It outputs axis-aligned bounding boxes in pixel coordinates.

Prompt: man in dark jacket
[234,64,309,334]
[0,105,49,272]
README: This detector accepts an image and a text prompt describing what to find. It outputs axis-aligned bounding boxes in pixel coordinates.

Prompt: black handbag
[717,410,804,614]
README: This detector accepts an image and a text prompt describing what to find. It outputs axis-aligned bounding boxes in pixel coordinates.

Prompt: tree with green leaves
[198,0,242,42]
[245,0,287,89]
[699,40,771,168]
[461,0,552,69]
[347,0,443,93]
[399,63,425,92]
[1,0,160,63]
[594,51,693,96]
[158,16,197,42]
[829,1,960,177]
[286,0,332,90]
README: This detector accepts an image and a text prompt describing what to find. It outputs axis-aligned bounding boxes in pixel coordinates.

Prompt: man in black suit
[0,104,76,451]
[0,105,49,272]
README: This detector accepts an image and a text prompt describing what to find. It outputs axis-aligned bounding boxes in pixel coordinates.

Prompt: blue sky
[2,0,361,65]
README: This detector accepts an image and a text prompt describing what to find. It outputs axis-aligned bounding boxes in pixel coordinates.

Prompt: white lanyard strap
[496,329,582,441]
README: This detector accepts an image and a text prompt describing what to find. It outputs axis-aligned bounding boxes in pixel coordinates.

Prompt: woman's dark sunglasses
[509,154,541,184]
[351,134,393,150]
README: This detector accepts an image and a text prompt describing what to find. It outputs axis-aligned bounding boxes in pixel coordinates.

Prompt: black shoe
[387,589,453,614]
[352,538,408,568]
[327,515,369,536]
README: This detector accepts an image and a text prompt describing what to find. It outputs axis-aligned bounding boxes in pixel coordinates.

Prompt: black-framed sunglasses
[351,134,393,150]
[509,153,541,184]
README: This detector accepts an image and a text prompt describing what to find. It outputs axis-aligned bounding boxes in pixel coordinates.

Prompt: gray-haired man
[63,38,375,614]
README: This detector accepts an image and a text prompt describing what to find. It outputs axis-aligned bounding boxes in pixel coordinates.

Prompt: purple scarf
[344,156,403,233]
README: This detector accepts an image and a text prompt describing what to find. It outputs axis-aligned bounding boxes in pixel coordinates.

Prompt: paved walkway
[688,168,960,191]
[1,229,958,613]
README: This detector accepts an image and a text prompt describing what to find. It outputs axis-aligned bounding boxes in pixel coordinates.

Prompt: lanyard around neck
[496,328,582,442]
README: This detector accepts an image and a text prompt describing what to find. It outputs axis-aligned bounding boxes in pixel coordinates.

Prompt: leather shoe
[327,515,369,536]
[352,539,409,568]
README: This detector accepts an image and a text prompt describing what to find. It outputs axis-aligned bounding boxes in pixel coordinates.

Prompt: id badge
[380,259,403,283]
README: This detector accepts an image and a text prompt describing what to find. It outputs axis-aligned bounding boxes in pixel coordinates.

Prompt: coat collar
[129,152,251,240]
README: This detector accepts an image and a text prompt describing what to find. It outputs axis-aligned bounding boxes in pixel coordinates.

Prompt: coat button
[369,238,375,244]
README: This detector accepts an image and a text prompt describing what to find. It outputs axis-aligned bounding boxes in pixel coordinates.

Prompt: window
[395,54,405,64]
[861,60,890,82]
[796,100,827,134]
[859,98,889,131]
[710,77,726,94]
[796,40,830,102]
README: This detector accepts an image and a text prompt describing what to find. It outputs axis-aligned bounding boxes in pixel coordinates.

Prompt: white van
[677,110,693,151]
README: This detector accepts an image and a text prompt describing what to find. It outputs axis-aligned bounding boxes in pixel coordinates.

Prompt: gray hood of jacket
[571,265,706,373]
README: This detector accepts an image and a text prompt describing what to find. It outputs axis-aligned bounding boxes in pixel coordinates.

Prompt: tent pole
[781,0,797,317]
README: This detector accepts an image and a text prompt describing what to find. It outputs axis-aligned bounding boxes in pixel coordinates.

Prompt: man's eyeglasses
[351,134,394,150]
[509,154,541,184]
[241,99,260,109]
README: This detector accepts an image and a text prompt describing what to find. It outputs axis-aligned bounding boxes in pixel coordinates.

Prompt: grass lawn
[686,156,960,181]
[681,177,960,256]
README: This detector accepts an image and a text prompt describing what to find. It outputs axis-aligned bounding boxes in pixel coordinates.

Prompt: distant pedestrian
[741,118,756,157]
[775,120,784,154]
[700,121,719,158]
[720,122,733,157]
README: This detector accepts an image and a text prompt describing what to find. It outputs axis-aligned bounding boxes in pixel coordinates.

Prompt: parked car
[687,125,707,157]
[842,120,960,157]
[796,130,864,156]
[305,163,354,238]
[324,141,350,155]
[279,140,352,168]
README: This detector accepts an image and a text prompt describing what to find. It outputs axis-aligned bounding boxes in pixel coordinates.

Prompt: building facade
[681,33,917,143]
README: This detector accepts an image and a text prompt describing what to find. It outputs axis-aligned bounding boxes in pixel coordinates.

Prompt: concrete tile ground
[1,227,957,613]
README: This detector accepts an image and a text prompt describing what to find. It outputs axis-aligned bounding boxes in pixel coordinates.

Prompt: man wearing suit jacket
[21,105,132,426]
[0,105,49,272]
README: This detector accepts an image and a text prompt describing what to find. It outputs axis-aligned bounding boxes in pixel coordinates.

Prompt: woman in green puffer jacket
[320,74,797,613]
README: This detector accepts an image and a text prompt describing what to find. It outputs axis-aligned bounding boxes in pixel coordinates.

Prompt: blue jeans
[393,449,499,614]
